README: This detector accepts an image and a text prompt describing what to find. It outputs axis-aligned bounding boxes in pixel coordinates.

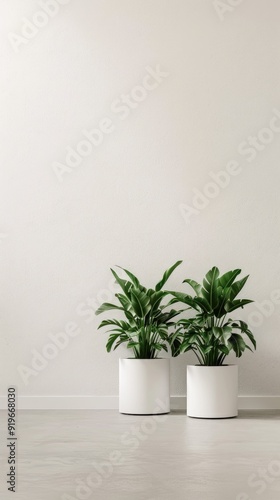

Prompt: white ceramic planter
[119,358,170,415]
[187,365,238,419]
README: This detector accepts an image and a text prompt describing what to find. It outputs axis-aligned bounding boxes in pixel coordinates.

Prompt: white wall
[1,0,280,405]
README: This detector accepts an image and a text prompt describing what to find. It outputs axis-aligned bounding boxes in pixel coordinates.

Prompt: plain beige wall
[0,0,280,402]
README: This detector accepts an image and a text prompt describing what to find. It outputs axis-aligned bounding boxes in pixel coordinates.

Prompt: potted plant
[95,261,183,415]
[170,267,256,418]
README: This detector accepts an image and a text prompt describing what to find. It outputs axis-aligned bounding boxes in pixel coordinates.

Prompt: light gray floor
[1,410,280,500]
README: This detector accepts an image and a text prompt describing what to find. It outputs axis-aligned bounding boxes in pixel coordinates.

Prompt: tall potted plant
[170,267,256,418]
[96,261,183,415]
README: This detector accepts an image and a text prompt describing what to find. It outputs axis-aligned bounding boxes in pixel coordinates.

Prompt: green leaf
[170,337,181,357]
[152,343,165,351]
[222,326,232,345]
[244,330,256,350]
[156,309,183,324]
[186,333,200,344]
[106,333,123,352]
[213,326,223,339]
[180,341,193,353]
[215,286,232,318]
[245,344,254,353]
[115,293,131,309]
[130,289,151,318]
[202,346,212,354]
[193,296,212,313]
[229,320,256,350]
[98,319,129,329]
[155,260,182,291]
[230,334,246,357]
[110,268,132,296]
[148,291,165,317]
[218,269,241,289]
[113,337,133,351]
[169,292,200,310]
[183,279,202,295]
[220,344,230,353]
[224,299,253,313]
[229,275,250,301]
[202,266,220,309]
[127,341,139,348]
[117,266,140,287]
[95,303,124,315]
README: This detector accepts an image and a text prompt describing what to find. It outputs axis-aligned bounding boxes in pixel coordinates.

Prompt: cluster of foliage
[96,261,184,359]
[96,264,256,365]
[170,267,256,365]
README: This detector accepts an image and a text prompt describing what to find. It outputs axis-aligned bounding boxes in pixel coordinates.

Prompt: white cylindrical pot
[187,365,238,418]
[119,358,170,415]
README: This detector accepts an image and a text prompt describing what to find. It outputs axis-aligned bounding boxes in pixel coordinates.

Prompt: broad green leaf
[148,291,165,317]
[180,341,193,353]
[218,269,241,289]
[186,334,200,344]
[202,346,212,354]
[243,330,256,350]
[229,275,249,301]
[169,292,200,310]
[183,279,202,295]
[155,260,182,291]
[151,343,165,351]
[106,333,125,352]
[224,299,253,313]
[213,326,223,339]
[116,266,140,287]
[110,268,132,296]
[130,290,151,318]
[170,337,181,357]
[97,319,129,329]
[218,345,230,355]
[202,266,220,309]
[193,296,212,313]
[115,293,131,309]
[113,337,133,351]
[95,303,124,315]
[222,326,232,345]
[215,286,232,318]
[229,320,256,349]
[230,334,246,357]
[127,341,140,348]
